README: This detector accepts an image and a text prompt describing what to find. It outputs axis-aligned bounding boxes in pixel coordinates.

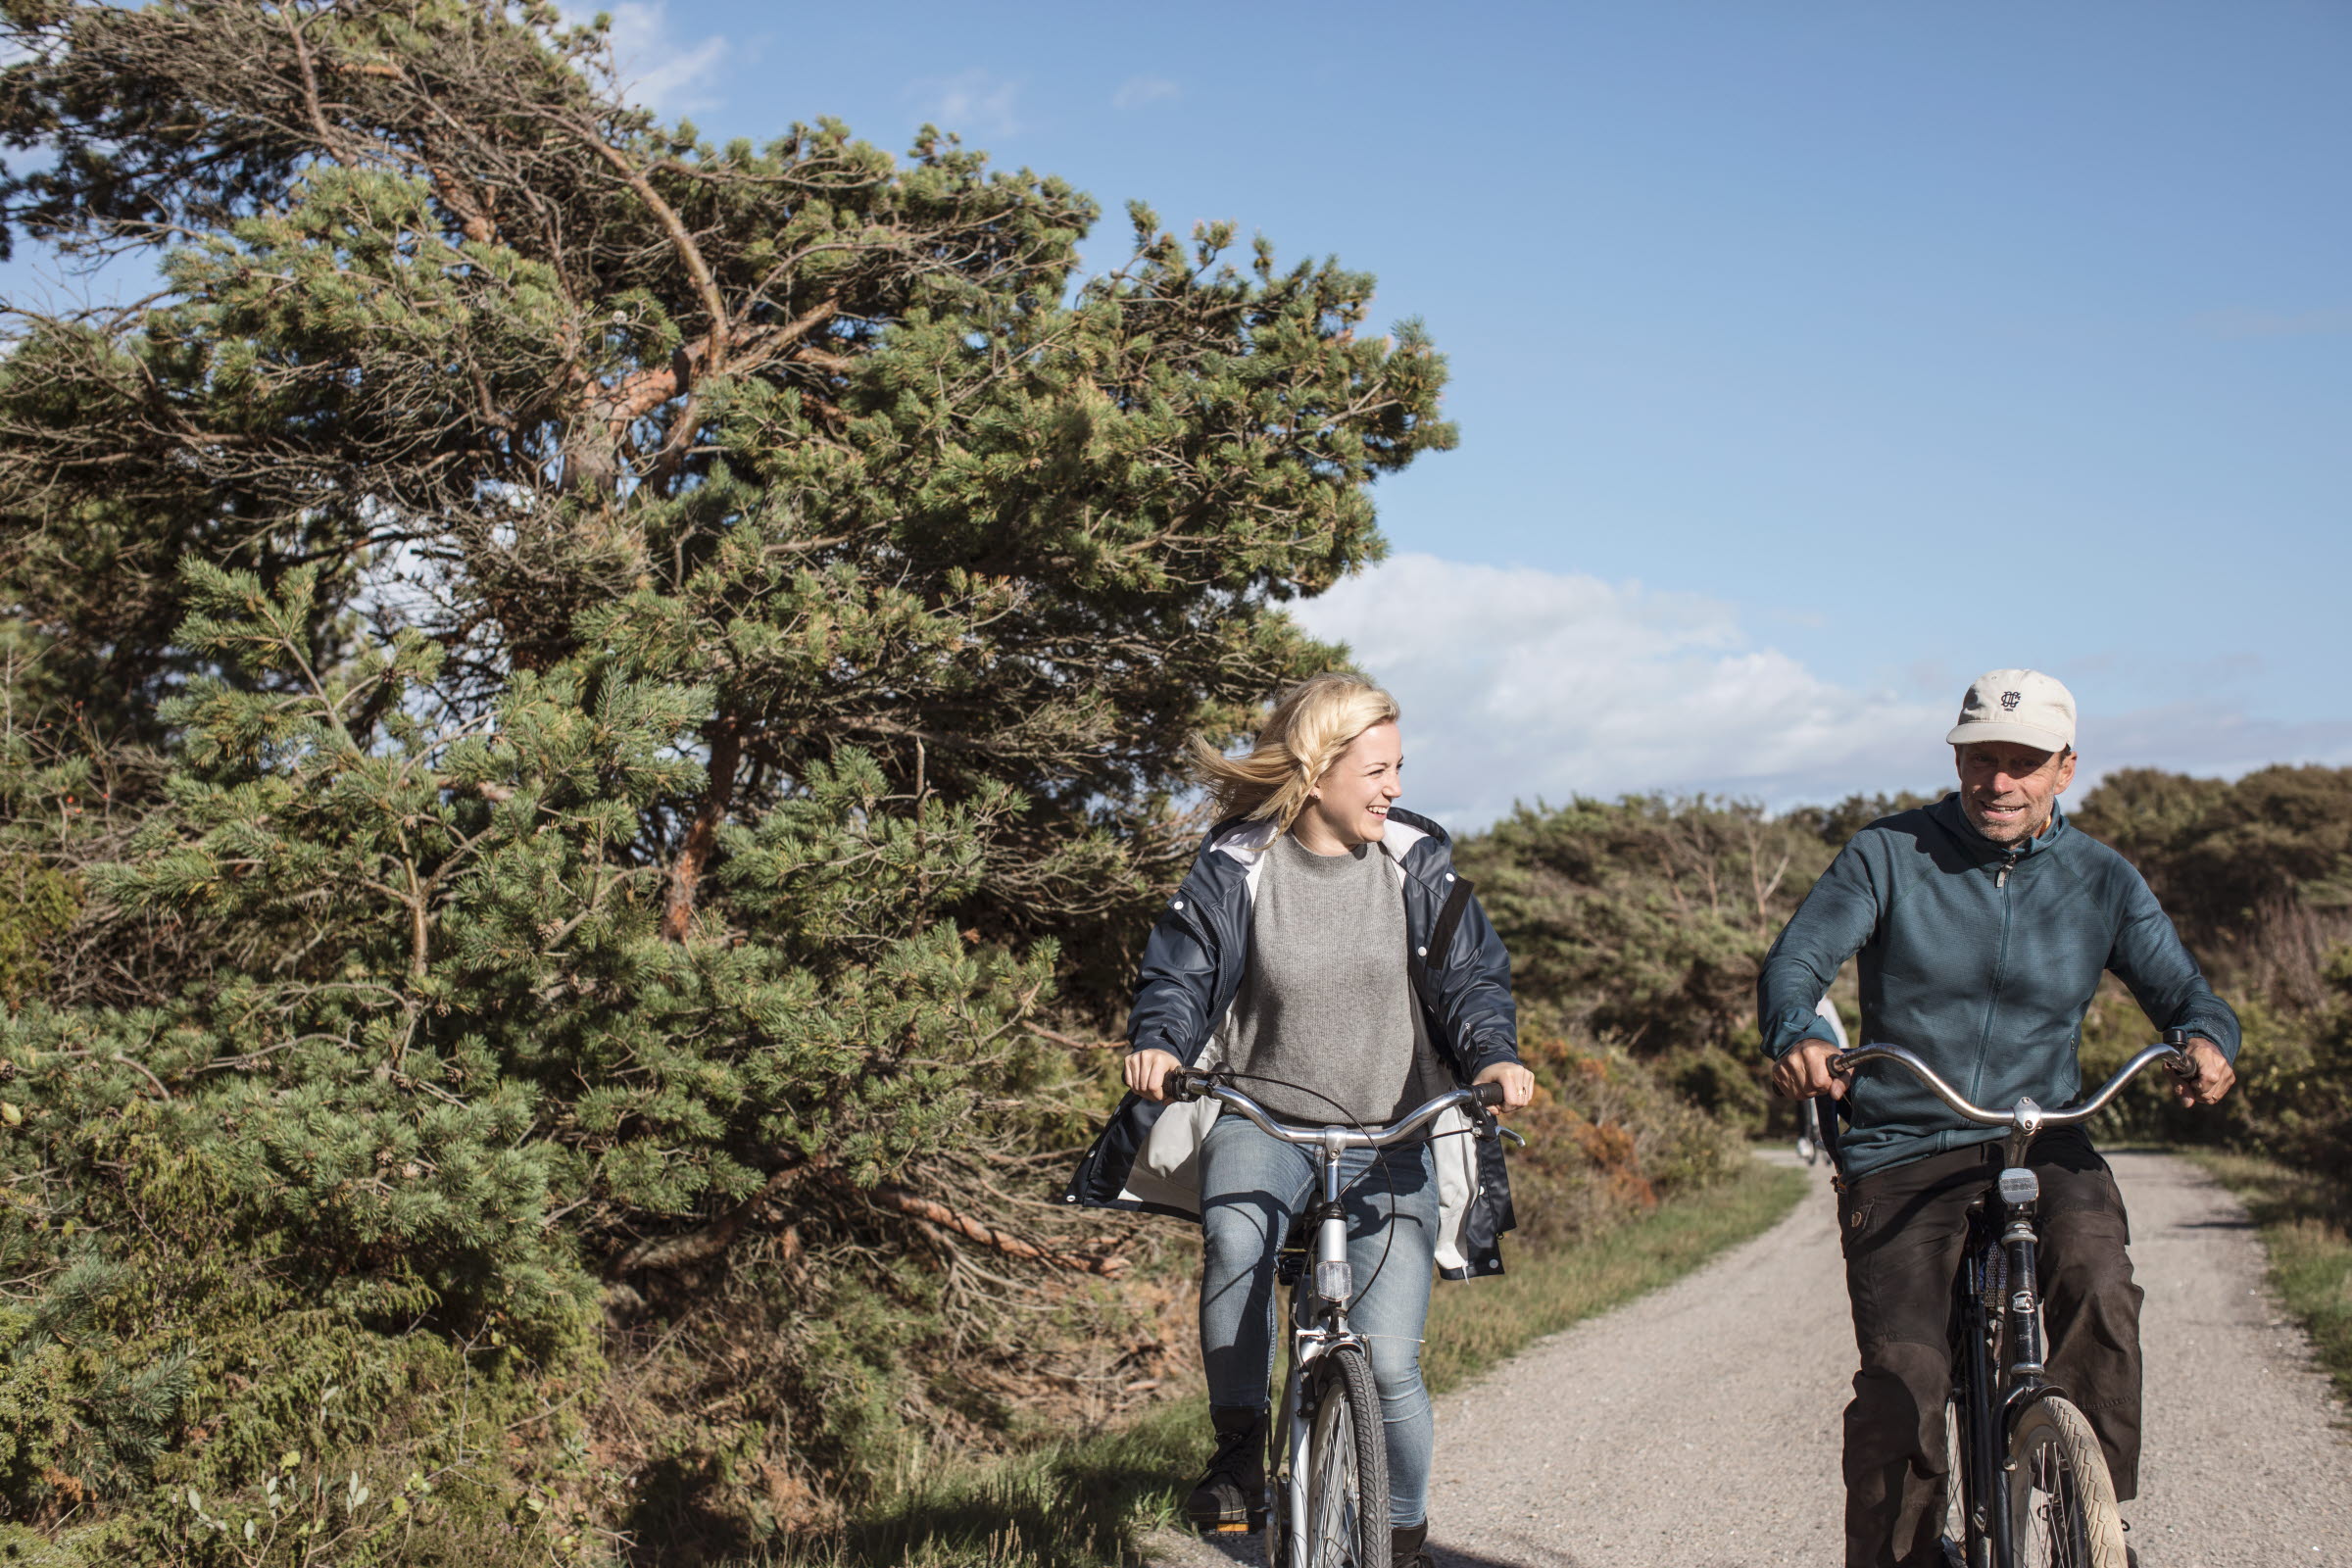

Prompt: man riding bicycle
[1758,669,2239,1568]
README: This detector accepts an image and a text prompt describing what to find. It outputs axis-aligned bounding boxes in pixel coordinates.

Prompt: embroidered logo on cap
[2000,690,2022,711]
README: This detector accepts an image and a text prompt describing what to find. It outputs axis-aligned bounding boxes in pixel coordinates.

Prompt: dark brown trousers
[1836,1129,2142,1568]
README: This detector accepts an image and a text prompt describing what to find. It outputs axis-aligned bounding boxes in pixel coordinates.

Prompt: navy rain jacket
[1063,808,1523,1279]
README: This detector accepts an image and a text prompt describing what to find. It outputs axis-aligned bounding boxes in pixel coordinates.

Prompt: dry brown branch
[110,1053,172,1101]
[612,1163,804,1275]
[1025,1022,1122,1051]
[867,1184,1128,1276]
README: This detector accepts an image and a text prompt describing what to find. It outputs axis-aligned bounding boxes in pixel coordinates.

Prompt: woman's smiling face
[1294,721,1403,854]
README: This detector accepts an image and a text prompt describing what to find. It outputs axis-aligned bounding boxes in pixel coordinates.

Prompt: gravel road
[1146,1150,2351,1568]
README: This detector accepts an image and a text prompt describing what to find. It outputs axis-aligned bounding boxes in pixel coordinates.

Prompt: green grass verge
[2178,1149,2352,1411]
[806,1157,1809,1568]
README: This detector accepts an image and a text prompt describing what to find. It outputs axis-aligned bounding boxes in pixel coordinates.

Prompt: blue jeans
[1198,1112,1437,1529]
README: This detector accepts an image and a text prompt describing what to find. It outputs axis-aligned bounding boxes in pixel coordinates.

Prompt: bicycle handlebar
[1163,1070,1505,1149]
[1831,1036,2195,1132]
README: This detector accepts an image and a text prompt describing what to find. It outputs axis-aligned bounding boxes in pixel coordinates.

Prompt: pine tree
[0,0,1454,1552]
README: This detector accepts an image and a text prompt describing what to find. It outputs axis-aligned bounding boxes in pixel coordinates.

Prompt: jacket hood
[1202,807,1451,879]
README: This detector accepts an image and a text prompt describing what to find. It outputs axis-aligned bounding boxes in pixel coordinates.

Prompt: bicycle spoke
[2016,1426,2092,1568]
[1306,1392,1358,1568]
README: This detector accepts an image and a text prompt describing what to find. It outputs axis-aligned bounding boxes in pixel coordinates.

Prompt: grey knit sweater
[1225,833,1439,1126]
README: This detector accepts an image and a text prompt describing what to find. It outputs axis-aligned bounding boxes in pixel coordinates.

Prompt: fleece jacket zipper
[1968,845,2025,1120]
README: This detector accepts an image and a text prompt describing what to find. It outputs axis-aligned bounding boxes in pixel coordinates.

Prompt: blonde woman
[1065,673,1534,1567]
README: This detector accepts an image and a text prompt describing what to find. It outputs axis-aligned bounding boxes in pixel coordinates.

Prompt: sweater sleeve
[1757,836,1885,1060]
[2106,865,2242,1062]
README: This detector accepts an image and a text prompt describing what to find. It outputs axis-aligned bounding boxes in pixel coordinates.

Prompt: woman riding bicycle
[1064,673,1535,1567]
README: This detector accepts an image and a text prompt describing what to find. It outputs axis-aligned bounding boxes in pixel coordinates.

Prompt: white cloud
[585,2,728,116]
[1289,554,1947,828]
[1289,554,2352,831]
[2084,704,2352,780]
[1112,75,1181,111]
[907,69,1023,138]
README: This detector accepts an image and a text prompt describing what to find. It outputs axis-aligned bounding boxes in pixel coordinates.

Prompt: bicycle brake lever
[1495,1124,1528,1150]
[2159,1027,2198,1078]
[1164,1067,1221,1102]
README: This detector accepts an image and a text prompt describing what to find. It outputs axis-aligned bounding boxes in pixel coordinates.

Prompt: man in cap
[1758,669,2238,1568]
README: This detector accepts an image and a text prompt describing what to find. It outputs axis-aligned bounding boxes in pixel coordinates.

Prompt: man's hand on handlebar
[1473,1061,1536,1112]
[1771,1038,1847,1102]
[2173,1037,2234,1108]
[1124,1047,1183,1103]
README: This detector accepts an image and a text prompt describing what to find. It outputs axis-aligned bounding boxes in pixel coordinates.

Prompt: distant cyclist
[1065,673,1534,1568]
[1758,668,2238,1568]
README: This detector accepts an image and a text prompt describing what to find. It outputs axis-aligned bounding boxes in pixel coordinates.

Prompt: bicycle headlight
[1314,1259,1352,1302]
[1997,1167,2039,1206]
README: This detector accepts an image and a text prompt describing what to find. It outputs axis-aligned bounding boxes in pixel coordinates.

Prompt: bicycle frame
[1949,1182,2042,1565]
[1166,1072,1509,1568]
[1833,1036,2193,1568]
[1270,1128,1368,1566]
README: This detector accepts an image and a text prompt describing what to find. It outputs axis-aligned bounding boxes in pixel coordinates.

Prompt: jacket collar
[1929,792,2071,864]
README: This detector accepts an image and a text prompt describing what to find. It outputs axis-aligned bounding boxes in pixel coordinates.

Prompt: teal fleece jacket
[1757,795,2240,1180]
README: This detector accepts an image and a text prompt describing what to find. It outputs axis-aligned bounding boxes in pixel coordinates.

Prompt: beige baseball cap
[1946,668,2077,752]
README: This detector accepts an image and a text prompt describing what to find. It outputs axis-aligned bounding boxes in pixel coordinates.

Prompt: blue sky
[8,2,2345,824]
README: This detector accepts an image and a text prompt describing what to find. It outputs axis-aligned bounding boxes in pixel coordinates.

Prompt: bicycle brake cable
[1208,1068,1409,1311]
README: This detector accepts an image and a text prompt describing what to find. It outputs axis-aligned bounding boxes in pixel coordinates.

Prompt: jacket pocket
[1837,1192,1878,1258]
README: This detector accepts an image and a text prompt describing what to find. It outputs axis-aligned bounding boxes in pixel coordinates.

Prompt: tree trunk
[662,717,741,941]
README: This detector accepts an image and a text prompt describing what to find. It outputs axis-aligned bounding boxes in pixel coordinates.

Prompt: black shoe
[1392,1519,1434,1567]
[1182,1404,1267,1533]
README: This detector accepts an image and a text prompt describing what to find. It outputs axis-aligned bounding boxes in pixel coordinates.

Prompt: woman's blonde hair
[1189,672,1401,831]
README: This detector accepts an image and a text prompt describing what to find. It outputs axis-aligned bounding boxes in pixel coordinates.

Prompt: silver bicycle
[1832,1033,2195,1568]
[1165,1069,1514,1568]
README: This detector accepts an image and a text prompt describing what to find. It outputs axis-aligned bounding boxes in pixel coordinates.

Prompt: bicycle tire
[2005,1396,2128,1568]
[1301,1344,1388,1568]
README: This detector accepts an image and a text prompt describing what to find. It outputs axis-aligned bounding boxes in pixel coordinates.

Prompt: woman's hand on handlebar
[2173,1037,2235,1108]
[1770,1039,1847,1102]
[1474,1060,1536,1112]
[1124,1048,1184,1103]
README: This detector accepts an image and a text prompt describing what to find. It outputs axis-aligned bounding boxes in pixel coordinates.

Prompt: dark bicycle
[1164,1069,1516,1568]
[1832,1031,2195,1568]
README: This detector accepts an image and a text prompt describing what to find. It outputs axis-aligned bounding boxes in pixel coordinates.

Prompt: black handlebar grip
[1164,1067,1211,1102]
[1472,1080,1506,1108]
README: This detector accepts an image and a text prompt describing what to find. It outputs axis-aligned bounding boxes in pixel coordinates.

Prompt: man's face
[1953,741,2077,845]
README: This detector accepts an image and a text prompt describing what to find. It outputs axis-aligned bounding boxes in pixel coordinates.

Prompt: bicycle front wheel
[2005,1396,2128,1568]
[1301,1344,1389,1568]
